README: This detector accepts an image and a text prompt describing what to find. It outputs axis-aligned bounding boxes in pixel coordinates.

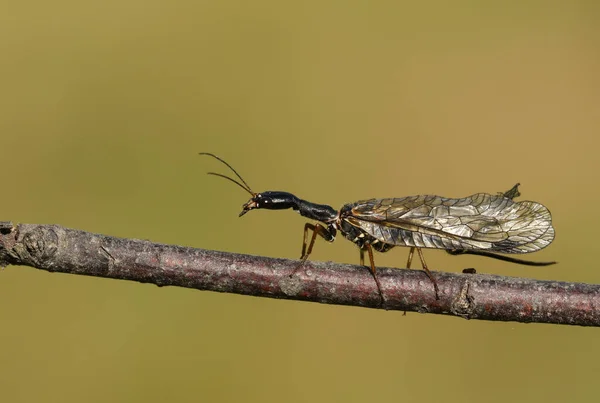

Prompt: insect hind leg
[406,247,440,300]
[406,247,415,269]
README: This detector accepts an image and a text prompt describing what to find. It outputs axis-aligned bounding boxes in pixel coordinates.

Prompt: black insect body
[201,153,556,303]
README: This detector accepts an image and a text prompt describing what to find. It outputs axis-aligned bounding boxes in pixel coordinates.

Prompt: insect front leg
[291,223,335,279]
[300,223,335,261]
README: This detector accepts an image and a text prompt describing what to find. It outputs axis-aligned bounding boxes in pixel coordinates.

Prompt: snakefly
[200,153,555,303]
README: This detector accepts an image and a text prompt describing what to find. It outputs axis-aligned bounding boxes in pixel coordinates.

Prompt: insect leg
[300,223,334,261]
[359,248,365,266]
[416,247,440,300]
[406,247,415,268]
[292,223,335,279]
[364,242,385,306]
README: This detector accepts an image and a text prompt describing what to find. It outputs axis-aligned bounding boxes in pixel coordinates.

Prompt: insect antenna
[206,172,254,195]
[199,153,255,195]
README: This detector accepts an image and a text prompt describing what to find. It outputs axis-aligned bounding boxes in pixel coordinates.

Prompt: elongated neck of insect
[296,198,337,222]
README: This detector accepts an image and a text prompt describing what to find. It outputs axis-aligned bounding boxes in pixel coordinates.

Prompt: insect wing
[345,193,554,253]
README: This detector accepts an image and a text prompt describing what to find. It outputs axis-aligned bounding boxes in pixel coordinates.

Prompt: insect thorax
[338,203,395,253]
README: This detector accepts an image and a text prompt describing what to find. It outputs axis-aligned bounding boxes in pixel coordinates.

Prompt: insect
[200,153,555,303]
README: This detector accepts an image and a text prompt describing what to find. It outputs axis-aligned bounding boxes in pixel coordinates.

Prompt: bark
[0,221,597,326]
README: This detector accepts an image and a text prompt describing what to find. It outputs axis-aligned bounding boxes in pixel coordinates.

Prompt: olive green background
[1,1,598,402]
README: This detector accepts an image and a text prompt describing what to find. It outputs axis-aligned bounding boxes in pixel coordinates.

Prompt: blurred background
[1,1,598,402]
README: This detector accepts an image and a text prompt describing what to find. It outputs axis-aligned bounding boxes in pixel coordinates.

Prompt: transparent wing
[344,192,554,253]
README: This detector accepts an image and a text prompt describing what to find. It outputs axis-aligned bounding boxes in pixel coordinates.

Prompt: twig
[0,221,598,326]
